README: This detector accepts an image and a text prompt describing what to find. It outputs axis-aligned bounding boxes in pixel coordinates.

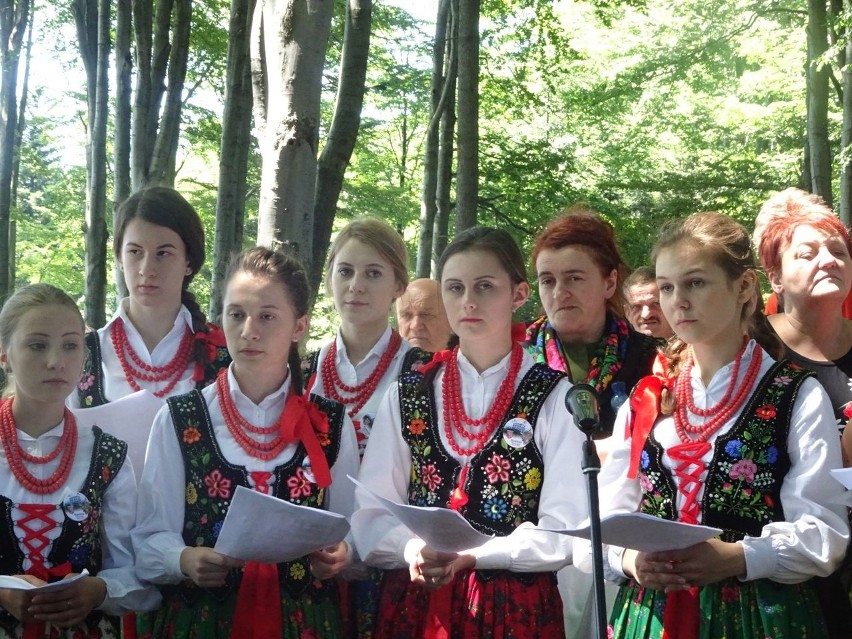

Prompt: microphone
[565,383,601,436]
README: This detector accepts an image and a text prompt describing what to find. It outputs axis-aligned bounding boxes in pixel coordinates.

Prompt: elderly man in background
[623,266,673,339]
[395,277,453,352]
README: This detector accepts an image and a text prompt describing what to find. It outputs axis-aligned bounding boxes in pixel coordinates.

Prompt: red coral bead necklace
[442,343,523,457]
[673,342,762,444]
[217,371,290,461]
[320,330,402,418]
[111,317,194,398]
[0,398,78,494]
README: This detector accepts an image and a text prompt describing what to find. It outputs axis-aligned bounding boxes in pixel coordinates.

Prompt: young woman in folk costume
[304,219,427,639]
[0,284,156,639]
[133,247,359,639]
[352,227,588,639]
[74,187,229,409]
[595,212,849,638]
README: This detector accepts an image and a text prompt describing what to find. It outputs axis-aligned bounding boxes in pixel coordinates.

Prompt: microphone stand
[565,384,607,639]
[582,435,607,639]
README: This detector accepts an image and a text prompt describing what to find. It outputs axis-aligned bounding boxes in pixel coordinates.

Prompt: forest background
[2,0,845,348]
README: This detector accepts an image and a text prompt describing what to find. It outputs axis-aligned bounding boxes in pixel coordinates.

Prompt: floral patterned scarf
[524,313,630,393]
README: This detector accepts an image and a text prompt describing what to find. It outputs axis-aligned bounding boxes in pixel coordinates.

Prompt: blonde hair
[325,218,409,295]
[0,284,84,351]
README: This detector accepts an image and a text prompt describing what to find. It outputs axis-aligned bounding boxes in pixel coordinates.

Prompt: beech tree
[310,0,372,296]
[806,0,832,205]
[131,0,192,190]
[73,0,110,328]
[454,0,478,231]
[210,0,256,320]
[0,0,30,302]
[252,0,333,277]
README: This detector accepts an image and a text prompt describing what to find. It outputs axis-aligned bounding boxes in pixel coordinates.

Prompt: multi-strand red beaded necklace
[217,372,291,461]
[442,343,524,457]
[320,331,402,418]
[111,318,194,398]
[673,340,762,443]
[0,398,78,494]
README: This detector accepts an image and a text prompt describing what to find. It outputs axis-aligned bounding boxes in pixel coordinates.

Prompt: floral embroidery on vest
[399,363,562,536]
[166,390,344,604]
[637,362,810,542]
[0,427,126,633]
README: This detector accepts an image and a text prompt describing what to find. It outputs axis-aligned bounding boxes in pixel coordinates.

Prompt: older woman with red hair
[526,205,659,436]
[757,188,852,457]
[757,187,852,637]
[525,205,659,639]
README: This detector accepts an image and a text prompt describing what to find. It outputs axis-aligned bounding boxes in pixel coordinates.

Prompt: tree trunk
[131,0,192,190]
[10,0,30,207]
[113,0,131,299]
[454,0,478,232]
[311,0,372,298]
[252,0,333,266]
[114,0,132,205]
[73,0,110,328]
[433,0,457,269]
[0,0,30,303]
[210,0,256,322]
[806,0,832,204]
[416,0,450,278]
[841,0,852,224]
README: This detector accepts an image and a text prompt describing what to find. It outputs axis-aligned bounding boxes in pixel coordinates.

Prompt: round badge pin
[502,417,533,449]
[62,492,92,522]
[301,456,316,484]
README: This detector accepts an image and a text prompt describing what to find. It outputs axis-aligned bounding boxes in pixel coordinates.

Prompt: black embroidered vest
[636,361,811,542]
[165,389,345,604]
[398,363,563,536]
[77,327,231,407]
[0,427,127,632]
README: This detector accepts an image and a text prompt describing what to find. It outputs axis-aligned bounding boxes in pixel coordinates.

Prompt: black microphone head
[565,383,601,435]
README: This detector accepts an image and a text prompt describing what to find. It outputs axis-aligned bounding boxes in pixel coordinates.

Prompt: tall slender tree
[806,0,832,204]
[131,0,192,190]
[0,0,29,303]
[210,0,256,320]
[73,0,110,328]
[311,0,373,297]
[416,0,450,278]
[454,0,478,231]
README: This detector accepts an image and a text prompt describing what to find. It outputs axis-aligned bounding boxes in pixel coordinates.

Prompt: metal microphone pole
[565,384,607,639]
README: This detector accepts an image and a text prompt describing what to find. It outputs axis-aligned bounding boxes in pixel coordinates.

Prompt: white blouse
[352,348,588,573]
[0,417,159,614]
[593,341,850,584]
[308,326,414,455]
[68,300,198,407]
[133,366,360,585]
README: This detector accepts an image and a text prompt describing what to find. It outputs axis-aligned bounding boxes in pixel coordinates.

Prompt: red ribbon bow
[192,324,227,382]
[627,374,670,479]
[416,349,455,376]
[282,394,332,489]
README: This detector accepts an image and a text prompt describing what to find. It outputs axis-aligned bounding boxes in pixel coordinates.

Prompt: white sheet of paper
[0,569,90,592]
[213,485,350,563]
[830,468,852,489]
[72,390,165,483]
[545,512,722,552]
[350,475,493,553]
